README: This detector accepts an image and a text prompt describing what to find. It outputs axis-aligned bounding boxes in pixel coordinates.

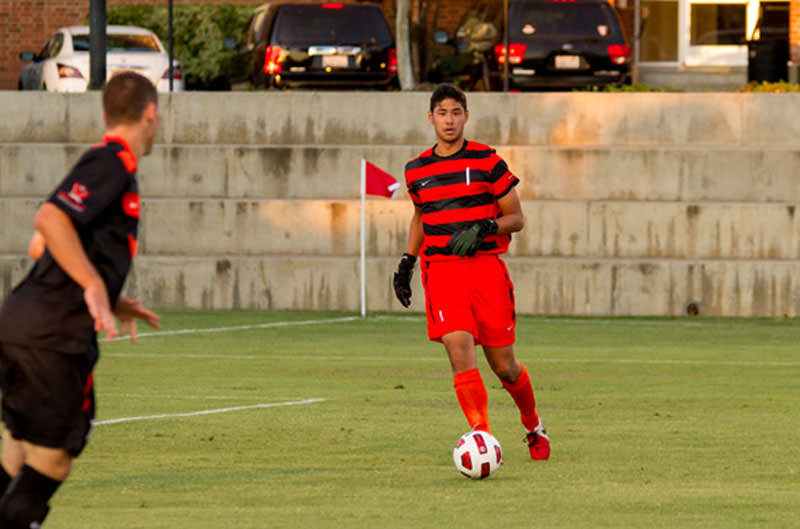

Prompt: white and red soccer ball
[452,430,503,479]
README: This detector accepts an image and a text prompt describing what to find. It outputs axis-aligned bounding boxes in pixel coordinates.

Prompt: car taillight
[388,48,398,74]
[57,64,83,78]
[162,64,183,80]
[494,43,526,65]
[607,44,631,65]
[264,46,284,74]
[322,3,344,8]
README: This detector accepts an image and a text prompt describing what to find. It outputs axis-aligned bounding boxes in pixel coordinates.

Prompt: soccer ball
[452,430,503,479]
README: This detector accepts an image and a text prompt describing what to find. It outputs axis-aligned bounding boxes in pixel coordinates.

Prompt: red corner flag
[365,161,400,199]
[359,159,400,318]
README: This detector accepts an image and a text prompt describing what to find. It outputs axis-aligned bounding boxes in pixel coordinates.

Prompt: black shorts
[0,342,97,457]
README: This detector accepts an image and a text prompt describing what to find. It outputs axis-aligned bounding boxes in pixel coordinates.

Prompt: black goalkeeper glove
[393,253,417,308]
[446,218,498,257]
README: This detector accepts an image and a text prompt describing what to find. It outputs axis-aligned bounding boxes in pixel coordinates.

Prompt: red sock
[453,368,490,433]
[501,363,540,432]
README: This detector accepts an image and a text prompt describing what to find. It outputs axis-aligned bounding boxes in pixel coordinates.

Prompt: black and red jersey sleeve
[489,156,519,199]
[48,150,129,226]
[408,186,422,206]
[405,162,423,206]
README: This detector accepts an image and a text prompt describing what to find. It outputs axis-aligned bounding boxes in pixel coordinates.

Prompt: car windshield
[72,33,161,52]
[510,3,619,40]
[273,5,392,46]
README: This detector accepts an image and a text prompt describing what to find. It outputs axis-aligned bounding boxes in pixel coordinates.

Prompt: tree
[411,0,440,82]
[396,0,416,89]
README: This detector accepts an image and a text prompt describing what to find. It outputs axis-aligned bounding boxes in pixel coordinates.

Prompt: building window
[640,1,679,61]
[758,1,789,40]
[690,3,747,45]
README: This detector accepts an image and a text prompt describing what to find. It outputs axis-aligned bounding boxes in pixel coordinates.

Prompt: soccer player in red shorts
[393,84,550,460]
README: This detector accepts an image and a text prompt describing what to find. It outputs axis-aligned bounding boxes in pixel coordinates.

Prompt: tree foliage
[104,4,252,87]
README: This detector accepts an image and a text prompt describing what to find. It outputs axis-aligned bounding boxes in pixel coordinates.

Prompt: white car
[18,25,183,92]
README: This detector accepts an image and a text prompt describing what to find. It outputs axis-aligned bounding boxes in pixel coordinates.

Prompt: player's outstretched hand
[84,280,117,340]
[114,297,161,343]
[446,218,498,257]
[393,253,417,308]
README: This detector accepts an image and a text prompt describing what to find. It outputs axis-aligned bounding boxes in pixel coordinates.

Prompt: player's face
[428,98,468,145]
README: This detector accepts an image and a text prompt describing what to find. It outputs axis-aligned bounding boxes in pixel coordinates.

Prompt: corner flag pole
[360,159,367,318]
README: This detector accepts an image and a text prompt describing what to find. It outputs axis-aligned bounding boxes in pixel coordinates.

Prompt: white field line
[108,316,359,342]
[374,314,800,328]
[104,353,260,359]
[533,358,800,367]
[104,313,800,346]
[94,398,326,426]
[104,352,800,367]
[261,355,800,367]
[99,393,299,400]
[102,315,798,368]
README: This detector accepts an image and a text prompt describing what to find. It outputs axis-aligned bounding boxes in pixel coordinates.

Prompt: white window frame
[638,0,683,66]
[684,0,759,66]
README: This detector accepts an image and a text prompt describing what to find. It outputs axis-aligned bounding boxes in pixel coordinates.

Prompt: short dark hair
[103,72,158,127]
[430,83,467,112]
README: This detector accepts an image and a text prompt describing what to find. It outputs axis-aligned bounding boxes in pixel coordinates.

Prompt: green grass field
[48,310,799,528]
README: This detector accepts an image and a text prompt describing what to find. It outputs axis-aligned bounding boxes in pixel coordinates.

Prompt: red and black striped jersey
[405,140,519,261]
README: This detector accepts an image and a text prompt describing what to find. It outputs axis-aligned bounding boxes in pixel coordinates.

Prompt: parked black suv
[228,2,397,89]
[494,0,630,89]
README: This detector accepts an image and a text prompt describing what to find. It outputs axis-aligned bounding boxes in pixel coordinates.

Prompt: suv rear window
[273,5,392,46]
[510,2,620,40]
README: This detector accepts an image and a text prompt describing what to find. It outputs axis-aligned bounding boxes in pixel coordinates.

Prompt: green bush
[603,82,682,93]
[428,53,478,85]
[740,81,800,93]
[103,4,253,88]
[576,82,683,93]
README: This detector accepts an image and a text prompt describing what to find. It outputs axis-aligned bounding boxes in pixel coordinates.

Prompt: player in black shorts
[0,72,161,528]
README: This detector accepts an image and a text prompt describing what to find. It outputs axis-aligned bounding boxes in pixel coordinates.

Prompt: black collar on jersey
[432,138,469,160]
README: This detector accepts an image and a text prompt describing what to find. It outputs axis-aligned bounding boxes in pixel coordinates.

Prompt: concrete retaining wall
[2,255,798,317]
[2,92,799,316]
[5,144,800,203]
[3,198,800,261]
[4,92,800,147]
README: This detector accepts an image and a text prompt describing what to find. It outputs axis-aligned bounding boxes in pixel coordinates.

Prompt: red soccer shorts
[420,255,516,347]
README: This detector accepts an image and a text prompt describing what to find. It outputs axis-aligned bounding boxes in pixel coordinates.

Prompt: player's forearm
[404,209,424,256]
[34,203,104,290]
[495,212,525,235]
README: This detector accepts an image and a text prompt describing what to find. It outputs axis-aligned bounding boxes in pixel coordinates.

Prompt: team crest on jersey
[122,191,140,218]
[56,182,91,212]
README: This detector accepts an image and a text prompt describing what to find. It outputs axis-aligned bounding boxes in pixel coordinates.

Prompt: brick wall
[0,0,467,90]
[0,0,87,90]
